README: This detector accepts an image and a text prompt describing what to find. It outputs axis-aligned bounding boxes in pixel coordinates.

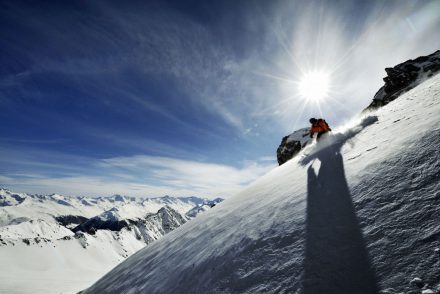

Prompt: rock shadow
[302,118,380,294]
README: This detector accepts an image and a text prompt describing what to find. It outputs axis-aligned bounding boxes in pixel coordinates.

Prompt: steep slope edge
[84,74,440,293]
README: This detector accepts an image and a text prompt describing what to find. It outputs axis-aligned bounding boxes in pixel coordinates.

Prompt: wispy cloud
[0,148,276,198]
[0,174,175,198]
[100,155,273,188]
[1,0,438,198]
[3,1,438,137]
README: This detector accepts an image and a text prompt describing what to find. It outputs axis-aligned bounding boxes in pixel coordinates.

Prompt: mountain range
[0,188,222,294]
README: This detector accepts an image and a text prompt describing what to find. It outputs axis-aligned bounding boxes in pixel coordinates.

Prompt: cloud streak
[1,0,438,198]
[3,0,438,137]
[0,147,276,198]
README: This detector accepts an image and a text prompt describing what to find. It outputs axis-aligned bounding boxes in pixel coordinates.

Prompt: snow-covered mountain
[82,73,439,292]
[0,189,222,294]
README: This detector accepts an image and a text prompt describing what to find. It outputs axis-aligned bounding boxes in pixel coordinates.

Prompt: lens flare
[298,71,330,102]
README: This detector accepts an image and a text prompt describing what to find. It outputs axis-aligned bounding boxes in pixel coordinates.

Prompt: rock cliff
[366,50,440,109]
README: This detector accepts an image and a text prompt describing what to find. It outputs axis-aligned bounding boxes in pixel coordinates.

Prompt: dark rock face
[277,136,302,165]
[72,206,187,237]
[276,127,311,165]
[55,215,88,228]
[366,50,440,110]
[72,218,130,235]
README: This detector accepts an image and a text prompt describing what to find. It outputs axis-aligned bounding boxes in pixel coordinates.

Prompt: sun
[298,70,330,102]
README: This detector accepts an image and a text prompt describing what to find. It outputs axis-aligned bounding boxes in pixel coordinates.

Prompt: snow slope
[84,73,440,294]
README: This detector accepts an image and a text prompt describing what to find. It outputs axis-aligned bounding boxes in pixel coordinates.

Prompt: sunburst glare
[298,70,330,102]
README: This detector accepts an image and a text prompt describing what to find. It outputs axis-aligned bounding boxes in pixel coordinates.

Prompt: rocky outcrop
[126,206,188,245]
[277,128,312,165]
[155,206,187,233]
[72,208,130,234]
[366,50,440,110]
[72,205,187,239]
[55,215,88,229]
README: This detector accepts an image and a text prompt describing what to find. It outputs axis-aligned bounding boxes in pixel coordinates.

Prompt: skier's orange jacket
[310,119,331,136]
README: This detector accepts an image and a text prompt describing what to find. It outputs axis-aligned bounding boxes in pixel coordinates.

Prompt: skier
[303,118,332,141]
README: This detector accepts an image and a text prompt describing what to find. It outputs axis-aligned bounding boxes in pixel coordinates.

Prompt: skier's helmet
[309,118,317,124]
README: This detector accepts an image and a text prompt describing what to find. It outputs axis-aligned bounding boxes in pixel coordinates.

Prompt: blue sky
[1,0,439,197]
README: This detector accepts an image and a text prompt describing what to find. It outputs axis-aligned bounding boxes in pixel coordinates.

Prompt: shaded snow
[0,189,27,206]
[84,74,440,294]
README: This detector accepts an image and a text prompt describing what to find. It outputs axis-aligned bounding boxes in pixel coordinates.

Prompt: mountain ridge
[0,188,223,294]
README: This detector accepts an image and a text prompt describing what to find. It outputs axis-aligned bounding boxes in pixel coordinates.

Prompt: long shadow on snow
[301,116,379,294]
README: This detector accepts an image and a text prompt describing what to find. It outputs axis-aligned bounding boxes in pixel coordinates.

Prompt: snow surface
[84,74,440,293]
[0,219,74,240]
[0,192,220,294]
[0,231,136,294]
